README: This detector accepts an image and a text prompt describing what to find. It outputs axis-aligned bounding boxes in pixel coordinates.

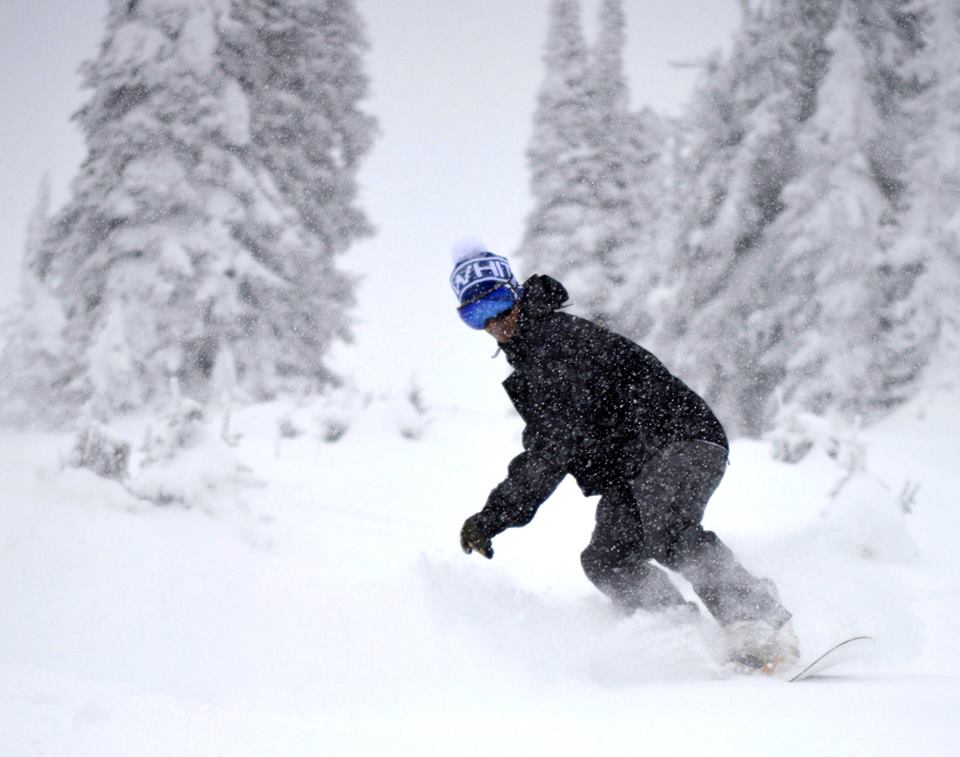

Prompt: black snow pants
[580,440,791,628]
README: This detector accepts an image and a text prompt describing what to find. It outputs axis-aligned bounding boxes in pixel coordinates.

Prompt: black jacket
[475,275,727,536]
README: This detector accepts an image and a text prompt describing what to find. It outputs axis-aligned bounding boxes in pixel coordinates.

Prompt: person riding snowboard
[450,239,799,673]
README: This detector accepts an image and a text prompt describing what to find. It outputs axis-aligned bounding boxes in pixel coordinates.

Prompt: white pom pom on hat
[450,236,490,264]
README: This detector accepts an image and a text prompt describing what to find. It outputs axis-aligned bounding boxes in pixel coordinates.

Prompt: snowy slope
[1,388,958,756]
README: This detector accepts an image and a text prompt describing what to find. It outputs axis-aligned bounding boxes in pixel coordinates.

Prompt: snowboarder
[451,240,799,672]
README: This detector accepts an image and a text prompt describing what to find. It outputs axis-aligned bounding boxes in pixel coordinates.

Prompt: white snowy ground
[1,386,958,756]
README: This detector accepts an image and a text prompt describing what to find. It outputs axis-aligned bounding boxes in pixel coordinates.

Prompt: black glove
[460,514,494,559]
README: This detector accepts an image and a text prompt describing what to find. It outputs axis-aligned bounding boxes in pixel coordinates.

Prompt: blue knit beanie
[449,238,521,306]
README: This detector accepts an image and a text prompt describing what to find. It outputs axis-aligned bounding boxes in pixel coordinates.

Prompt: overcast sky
[0,0,740,406]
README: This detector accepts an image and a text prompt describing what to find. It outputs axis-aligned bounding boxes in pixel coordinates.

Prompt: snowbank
[0,388,958,755]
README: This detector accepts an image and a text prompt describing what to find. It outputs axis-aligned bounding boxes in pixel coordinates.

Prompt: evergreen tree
[520,0,597,302]
[220,0,376,355]
[0,176,70,427]
[521,0,651,328]
[890,0,960,392]
[853,0,935,415]
[228,0,375,245]
[654,0,839,434]
[760,0,896,421]
[614,105,672,340]
[746,0,937,427]
[586,0,641,328]
[21,0,374,421]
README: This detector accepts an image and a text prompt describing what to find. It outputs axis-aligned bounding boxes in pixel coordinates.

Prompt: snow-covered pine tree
[223,0,375,244]
[614,105,672,340]
[748,0,936,428]
[584,0,643,329]
[521,0,650,328]
[220,0,377,368]
[39,0,282,414]
[653,0,953,436]
[851,0,935,416]
[520,0,597,303]
[759,0,900,422]
[888,0,960,394]
[654,0,839,435]
[24,0,374,421]
[22,174,51,277]
[0,175,71,427]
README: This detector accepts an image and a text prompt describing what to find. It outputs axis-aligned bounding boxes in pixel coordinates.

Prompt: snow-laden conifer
[889,0,960,395]
[521,0,656,329]
[220,0,376,353]
[760,1,896,421]
[654,0,839,434]
[15,0,375,422]
[584,0,638,326]
[520,0,596,297]
[613,106,672,340]
[756,0,935,425]
[0,176,71,427]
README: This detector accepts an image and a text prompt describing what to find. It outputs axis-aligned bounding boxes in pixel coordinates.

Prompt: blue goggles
[457,285,519,330]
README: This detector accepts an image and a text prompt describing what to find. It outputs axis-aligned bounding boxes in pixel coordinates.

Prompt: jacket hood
[519,274,569,319]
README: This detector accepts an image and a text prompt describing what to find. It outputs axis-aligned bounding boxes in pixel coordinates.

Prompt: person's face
[483,306,520,343]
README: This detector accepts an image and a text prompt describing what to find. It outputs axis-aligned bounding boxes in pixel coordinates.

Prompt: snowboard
[786,635,874,682]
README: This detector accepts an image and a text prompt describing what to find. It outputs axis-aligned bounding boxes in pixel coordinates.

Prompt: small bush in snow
[310,380,433,442]
[320,420,347,443]
[69,422,130,481]
[277,413,304,439]
[131,399,260,510]
[141,399,207,465]
[314,384,369,443]
[398,378,431,441]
